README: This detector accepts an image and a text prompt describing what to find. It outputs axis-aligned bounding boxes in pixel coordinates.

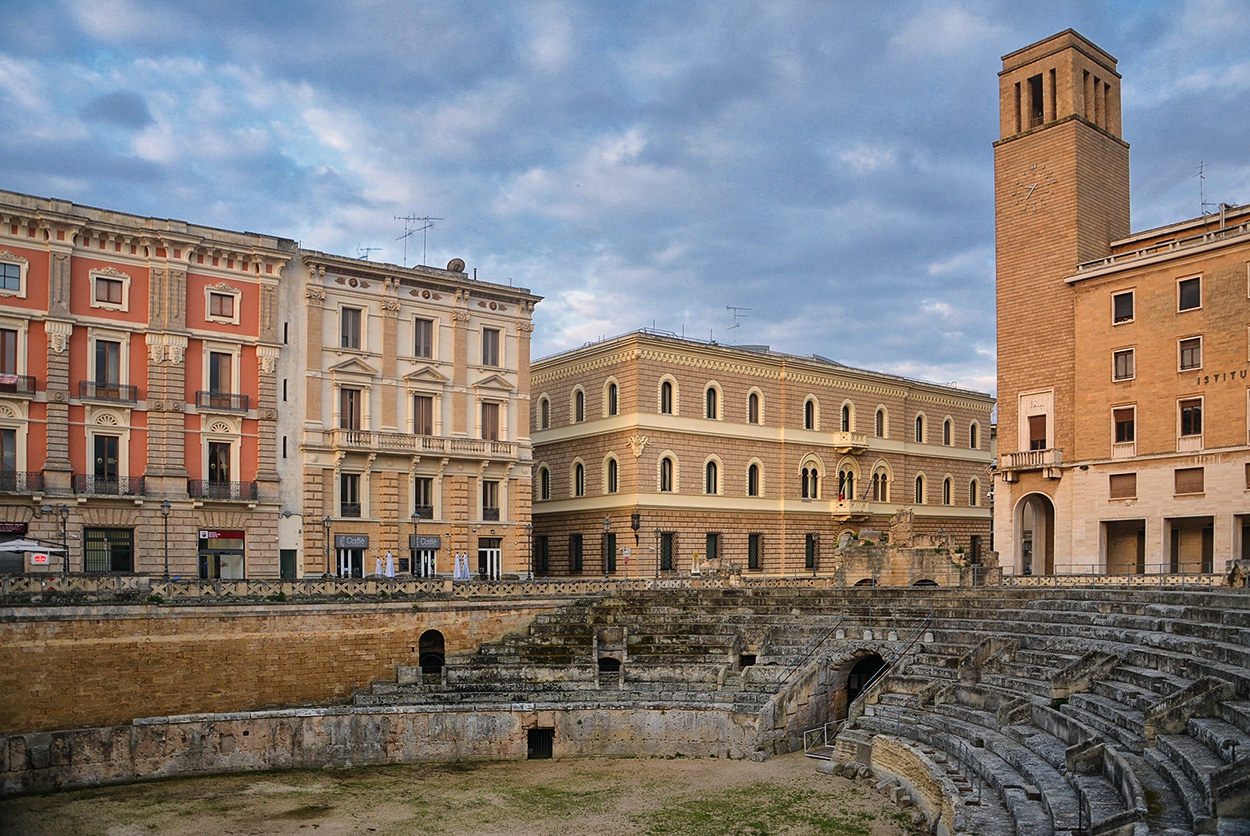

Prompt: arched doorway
[831,652,886,721]
[419,629,445,677]
[1016,493,1056,575]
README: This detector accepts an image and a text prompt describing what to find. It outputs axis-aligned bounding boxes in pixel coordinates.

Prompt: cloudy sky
[2,1,1249,394]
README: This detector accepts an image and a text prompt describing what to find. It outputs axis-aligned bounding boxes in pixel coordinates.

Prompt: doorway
[338,548,364,578]
[1017,493,1055,575]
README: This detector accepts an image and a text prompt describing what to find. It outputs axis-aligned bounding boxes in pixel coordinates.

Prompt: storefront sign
[199,530,246,540]
[409,535,441,549]
[336,534,369,549]
[0,522,28,534]
[30,553,49,565]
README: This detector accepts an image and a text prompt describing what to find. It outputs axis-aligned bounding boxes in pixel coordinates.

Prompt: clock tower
[993,31,1130,572]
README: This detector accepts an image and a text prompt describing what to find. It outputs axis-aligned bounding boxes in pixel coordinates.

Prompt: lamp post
[654,527,661,578]
[602,515,611,578]
[410,511,420,576]
[322,516,332,576]
[54,504,69,573]
[161,500,171,579]
[525,522,533,582]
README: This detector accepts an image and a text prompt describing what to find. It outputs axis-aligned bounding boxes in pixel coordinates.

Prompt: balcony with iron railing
[329,429,517,458]
[482,507,501,521]
[74,474,146,496]
[187,480,258,501]
[196,390,249,412]
[0,471,43,493]
[0,374,36,396]
[78,381,138,404]
[340,502,362,518]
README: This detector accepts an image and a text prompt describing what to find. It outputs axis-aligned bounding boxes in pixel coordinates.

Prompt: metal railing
[187,480,258,501]
[1000,447,1062,470]
[0,471,43,493]
[1001,562,1224,588]
[330,429,517,457]
[777,610,846,685]
[195,390,249,411]
[412,505,434,519]
[73,474,145,496]
[0,374,36,395]
[482,507,500,521]
[340,502,362,518]
[78,381,138,403]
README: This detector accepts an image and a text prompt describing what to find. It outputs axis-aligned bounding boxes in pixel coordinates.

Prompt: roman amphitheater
[1,565,1248,836]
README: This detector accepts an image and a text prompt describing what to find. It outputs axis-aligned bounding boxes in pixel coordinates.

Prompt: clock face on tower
[1012,162,1059,211]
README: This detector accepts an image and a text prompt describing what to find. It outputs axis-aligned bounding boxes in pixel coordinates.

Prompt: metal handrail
[847,609,935,719]
[777,609,846,685]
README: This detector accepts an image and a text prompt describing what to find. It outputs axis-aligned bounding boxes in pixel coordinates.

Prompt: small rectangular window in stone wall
[1108,473,1136,500]
[1174,467,1204,495]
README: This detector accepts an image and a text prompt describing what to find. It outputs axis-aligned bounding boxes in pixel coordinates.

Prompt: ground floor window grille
[84,527,133,573]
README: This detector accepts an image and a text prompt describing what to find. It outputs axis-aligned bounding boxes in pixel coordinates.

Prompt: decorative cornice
[305,286,326,302]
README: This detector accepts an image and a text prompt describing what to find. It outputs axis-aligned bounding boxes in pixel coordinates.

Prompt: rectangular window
[83,528,134,573]
[482,328,500,366]
[208,292,234,319]
[208,351,232,393]
[1180,398,1203,436]
[0,262,20,291]
[705,533,719,564]
[659,532,675,571]
[340,388,362,430]
[1175,467,1204,495]
[1028,414,1047,450]
[1114,407,1135,443]
[605,532,617,573]
[340,307,362,349]
[569,533,583,573]
[747,533,762,570]
[1179,337,1202,371]
[413,395,434,435]
[1178,277,1201,311]
[95,277,123,305]
[805,533,819,570]
[414,477,434,518]
[340,473,360,517]
[481,401,500,441]
[0,428,15,477]
[1109,473,1137,499]
[1113,290,1134,324]
[482,479,500,520]
[535,535,550,574]
[414,318,434,358]
[1113,348,1135,380]
[0,328,16,374]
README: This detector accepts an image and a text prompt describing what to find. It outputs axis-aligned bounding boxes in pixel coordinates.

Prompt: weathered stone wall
[0,702,761,796]
[870,734,968,836]
[0,599,559,735]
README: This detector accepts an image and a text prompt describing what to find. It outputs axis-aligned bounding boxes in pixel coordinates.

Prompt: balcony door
[208,441,232,486]
[94,435,119,486]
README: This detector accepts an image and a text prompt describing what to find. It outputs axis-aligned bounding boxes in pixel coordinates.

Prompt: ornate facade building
[994,31,1250,574]
[530,331,994,577]
[0,189,293,576]
[275,251,540,579]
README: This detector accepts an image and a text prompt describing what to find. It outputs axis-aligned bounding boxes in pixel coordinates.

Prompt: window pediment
[329,357,380,378]
[404,365,451,385]
[473,372,515,392]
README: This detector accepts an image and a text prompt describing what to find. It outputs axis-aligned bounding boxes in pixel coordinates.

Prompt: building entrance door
[413,548,438,576]
[337,548,364,578]
[477,537,502,580]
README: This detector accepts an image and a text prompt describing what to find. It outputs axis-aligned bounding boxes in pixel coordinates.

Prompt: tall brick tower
[994,31,1130,573]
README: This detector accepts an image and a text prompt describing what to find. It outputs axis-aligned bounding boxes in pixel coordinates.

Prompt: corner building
[275,252,540,578]
[994,31,1250,574]
[531,331,994,577]
[0,189,292,576]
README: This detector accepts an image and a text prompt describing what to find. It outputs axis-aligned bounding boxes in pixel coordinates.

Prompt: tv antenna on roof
[727,306,750,344]
[395,214,443,267]
[356,245,381,261]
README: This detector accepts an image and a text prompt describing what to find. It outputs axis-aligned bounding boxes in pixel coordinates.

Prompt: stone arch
[839,399,855,432]
[829,649,887,722]
[799,453,824,499]
[1015,492,1056,576]
[418,629,445,676]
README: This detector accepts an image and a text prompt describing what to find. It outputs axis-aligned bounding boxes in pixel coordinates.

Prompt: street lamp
[525,522,533,582]
[322,516,332,576]
[161,500,171,579]
[654,527,661,578]
[602,515,611,578]
[58,504,69,573]
[410,511,421,576]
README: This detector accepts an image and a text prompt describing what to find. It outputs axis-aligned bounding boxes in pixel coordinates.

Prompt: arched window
[943,418,952,446]
[573,462,585,497]
[875,408,885,438]
[838,468,854,501]
[659,457,674,492]
[915,414,925,443]
[914,475,925,504]
[574,389,585,423]
[538,466,550,500]
[748,392,760,424]
[747,463,760,497]
[607,458,618,494]
[942,477,952,505]
[968,478,979,506]
[804,398,816,430]
[660,380,673,415]
[539,397,550,430]
[705,460,718,494]
[969,422,979,450]
[841,403,851,432]
[801,466,819,499]
[705,386,718,419]
[606,382,618,416]
[871,468,889,502]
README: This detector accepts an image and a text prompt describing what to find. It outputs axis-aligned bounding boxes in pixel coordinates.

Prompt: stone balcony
[999,448,1063,481]
[830,431,868,453]
[831,499,870,521]
[329,429,517,459]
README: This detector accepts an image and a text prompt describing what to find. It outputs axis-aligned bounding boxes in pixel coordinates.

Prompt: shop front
[199,529,245,579]
[335,533,368,578]
[410,534,441,576]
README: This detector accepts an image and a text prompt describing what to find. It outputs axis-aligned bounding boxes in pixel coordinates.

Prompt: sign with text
[199,530,246,540]
[409,535,442,549]
[335,534,370,549]
[0,522,28,534]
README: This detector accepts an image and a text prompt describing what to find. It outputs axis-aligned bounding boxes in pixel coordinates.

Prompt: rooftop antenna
[727,306,750,345]
[1196,162,1218,215]
[356,245,381,261]
[395,214,443,267]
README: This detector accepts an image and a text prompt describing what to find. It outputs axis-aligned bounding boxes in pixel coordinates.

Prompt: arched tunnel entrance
[419,629,445,677]
[831,652,886,722]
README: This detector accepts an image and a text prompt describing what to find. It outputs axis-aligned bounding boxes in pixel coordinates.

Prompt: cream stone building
[994,30,1250,575]
[531,331,994,577]
[275,252,540,578]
